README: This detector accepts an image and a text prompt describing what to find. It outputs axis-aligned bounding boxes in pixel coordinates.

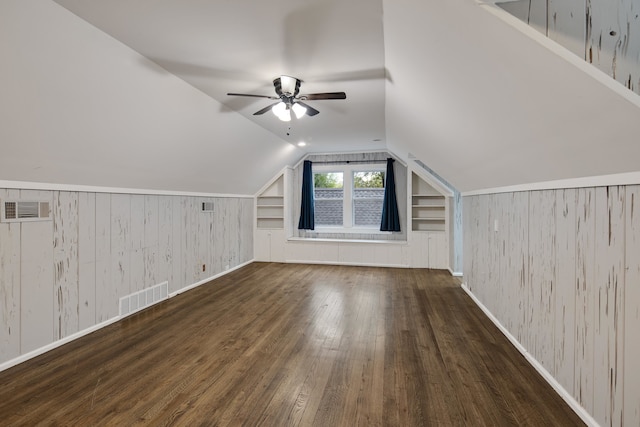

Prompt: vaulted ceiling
[1,0,639,195]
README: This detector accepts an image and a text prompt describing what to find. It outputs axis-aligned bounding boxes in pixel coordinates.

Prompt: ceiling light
[280,75,297,95]
[271,102,291,121]
[297,141,306,147]
[291,103,307,119]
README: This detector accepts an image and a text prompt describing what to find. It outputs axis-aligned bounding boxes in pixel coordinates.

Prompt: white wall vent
[201,201,214,212]
[119,281,169,317]
[1,200,51,223]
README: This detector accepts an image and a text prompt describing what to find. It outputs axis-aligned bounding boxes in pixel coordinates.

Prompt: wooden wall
[0,188,253,365]
[463,185,639,426]
[497,0,640,94]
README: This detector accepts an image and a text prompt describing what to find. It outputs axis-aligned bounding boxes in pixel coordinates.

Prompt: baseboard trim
[0,260,255,374]
[286,259,410,269]
[460,283,599,427]
[448,268,463,277]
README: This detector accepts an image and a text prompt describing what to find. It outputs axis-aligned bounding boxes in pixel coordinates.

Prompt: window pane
[353,171,384,189]
[314,172,343,226]
[353,171,385,226]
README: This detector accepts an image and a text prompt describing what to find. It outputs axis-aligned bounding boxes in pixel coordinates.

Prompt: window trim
[313,163,386,232]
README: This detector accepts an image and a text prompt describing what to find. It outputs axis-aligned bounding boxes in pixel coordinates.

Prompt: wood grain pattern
[0,189,21,361]
[53,191,79,340]
[0,264,584,426]
[527,190,556,373]
[575,187,595,414]
[554,188,576,394]
[78,192,96,330]
[592,186,625,426]
[19,189,54,354]
[624,185,640,426]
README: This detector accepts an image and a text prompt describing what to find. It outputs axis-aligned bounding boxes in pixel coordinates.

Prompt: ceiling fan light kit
[227,75,346,121]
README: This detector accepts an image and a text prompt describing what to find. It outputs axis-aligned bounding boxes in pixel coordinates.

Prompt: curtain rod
[310,159,388,165]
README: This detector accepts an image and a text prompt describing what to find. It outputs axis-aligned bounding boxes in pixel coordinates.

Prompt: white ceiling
[4,0,640,194]
[52,0,388,153]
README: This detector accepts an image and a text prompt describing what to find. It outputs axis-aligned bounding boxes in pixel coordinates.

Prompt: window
[313,165,385,231]
[314,172,344,226]
[353,171,385,226]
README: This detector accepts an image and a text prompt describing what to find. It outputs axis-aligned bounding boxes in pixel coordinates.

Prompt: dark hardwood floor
[0,263,583,426]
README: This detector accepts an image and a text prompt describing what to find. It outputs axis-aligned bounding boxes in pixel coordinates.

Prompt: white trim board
[0,180,253,199]
[461,283,599,427]
[462,171,640,196]
[0,259,254,374]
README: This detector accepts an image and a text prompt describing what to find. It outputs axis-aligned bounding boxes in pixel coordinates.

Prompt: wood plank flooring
[0,263,584,426]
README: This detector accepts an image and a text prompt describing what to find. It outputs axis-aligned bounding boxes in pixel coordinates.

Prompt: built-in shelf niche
[411,172,446,232]
[257,175,284,229]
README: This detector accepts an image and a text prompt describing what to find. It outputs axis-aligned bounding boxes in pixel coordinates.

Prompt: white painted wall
[0,186,253,367]
[0,0,302,195]
[463,185,640,426]
[383,0,640,194]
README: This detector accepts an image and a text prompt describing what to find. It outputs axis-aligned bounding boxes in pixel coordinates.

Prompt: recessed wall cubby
[411,172,446,232]
[256,175,284,229]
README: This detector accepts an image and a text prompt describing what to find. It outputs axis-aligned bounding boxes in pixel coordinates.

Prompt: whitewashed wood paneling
[548,0,586,58]
[111,194,131,318]
[624,185,640,426]
[170,196,183,293]
[554,188,576,394]
[53,191,79,340]
[78,192,96,330]
[592,186,624,426]
[158,195,173,289]
[19,189,54,354]
[527,190,556,373]
[241,198,254,263]
[0,186,254,366]
[463,184,640,427]
[503,0,640,95]
[0,188,21,361]
[144,195,159,288]
[94,193,111,323]
[575,187,595,414]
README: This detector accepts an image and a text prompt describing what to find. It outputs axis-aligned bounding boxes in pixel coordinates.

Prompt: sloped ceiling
[2,0,640,194]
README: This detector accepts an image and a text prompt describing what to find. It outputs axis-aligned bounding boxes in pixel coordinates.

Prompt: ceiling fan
[227,75,346,121]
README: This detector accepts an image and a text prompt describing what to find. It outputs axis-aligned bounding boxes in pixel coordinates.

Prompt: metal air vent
[1,200,51,223]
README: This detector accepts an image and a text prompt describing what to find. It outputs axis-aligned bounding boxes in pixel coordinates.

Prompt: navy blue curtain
[298,160,315,230]
[380,158,401,232]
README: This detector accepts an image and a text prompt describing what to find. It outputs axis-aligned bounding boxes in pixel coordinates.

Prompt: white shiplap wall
[463,185,639,426]
[0,188,253,366]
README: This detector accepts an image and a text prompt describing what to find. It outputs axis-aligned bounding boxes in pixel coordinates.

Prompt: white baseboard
[285,259,410,268]
[0,260,255,374]
[460,283,599,427]
[448,268,463,277]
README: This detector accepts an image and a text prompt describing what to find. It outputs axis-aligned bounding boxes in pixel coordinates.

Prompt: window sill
[287,237,407,245]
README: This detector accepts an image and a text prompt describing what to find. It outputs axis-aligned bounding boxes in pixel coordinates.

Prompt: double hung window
[313,165,385,231]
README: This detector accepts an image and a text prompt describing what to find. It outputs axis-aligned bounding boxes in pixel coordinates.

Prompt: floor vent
[1,200,51,223]
[119,281,168,317]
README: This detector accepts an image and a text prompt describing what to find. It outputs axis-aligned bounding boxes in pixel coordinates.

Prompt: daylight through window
[313,165,385,230]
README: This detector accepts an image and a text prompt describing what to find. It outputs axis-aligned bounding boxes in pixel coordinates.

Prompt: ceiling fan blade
[300,92,346,100]
[253,102,281,115]
[227,93,279,100]
[296,101,320,116]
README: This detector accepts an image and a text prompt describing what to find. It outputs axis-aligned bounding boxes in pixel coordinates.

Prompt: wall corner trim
[460,283,599,427]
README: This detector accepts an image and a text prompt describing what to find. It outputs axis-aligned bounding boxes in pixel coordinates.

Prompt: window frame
[313,163,387,233]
